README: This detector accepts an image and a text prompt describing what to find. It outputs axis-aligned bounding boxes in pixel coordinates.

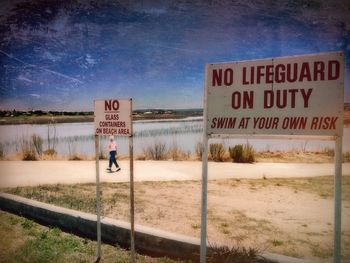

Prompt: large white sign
[205,52,344,136]
[94,99,132,136]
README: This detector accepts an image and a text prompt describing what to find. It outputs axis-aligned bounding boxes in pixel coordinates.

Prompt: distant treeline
[0,108,204,118]
[0,110,93,117]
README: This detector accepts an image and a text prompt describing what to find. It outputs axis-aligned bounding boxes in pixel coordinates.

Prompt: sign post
[334,135,342,262]
[129,99,135,262]
[200,65,209,263]
[94,98,135,262]
[95,134,101,262]
[200,52,344,263]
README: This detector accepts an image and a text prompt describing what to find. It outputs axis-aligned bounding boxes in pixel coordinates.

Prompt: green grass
[271,239,283,247]
[0,210,187,263]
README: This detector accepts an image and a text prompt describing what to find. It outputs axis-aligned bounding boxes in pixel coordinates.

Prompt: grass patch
[229,144,256,163]
[0,211,182,263]
[142,141,167,160]
[207,244,273,263]
[245,176,350,201]
[209,143,225,162]
[271,239,283,247]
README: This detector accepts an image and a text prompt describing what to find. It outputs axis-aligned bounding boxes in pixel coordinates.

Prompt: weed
[229,144,255,163]
[242,144,255,163]
[229,144,243,162]
[99,151,107,160]
[191,223,200,230]
[46,120,57,154]
[271,239,283,247]
[31,134,43,156]
[210,143,225,162]
[195,141,204,159]
[170,143,181,161]
[142,141,167,160]
[344,151,350,162]
[21,219,34,229]
[43,148,57,156]
[20,137,37,161]
[207,243,272,263]
[0,143,4,159]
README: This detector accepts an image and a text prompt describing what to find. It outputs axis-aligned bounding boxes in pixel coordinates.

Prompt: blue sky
[0,0,349,110]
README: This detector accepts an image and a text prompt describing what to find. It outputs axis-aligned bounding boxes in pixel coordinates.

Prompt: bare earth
[0,160,349,188]
[1,160,350,261]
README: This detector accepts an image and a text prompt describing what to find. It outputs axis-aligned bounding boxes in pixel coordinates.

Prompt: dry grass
[3,176,350,260]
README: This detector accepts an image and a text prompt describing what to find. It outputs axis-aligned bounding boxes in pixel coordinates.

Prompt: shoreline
[0,111,349,126]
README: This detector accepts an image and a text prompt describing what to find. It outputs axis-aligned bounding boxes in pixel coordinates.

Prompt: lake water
[0,117,349,156]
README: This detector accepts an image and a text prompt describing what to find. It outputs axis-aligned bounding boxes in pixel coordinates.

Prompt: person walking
[107,136,121,172]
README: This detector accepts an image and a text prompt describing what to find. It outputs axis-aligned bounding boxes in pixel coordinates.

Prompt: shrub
[31,134,43,156]
[99,151,107,160]
[229,144,243,163]
[323,147,334,157]
[0,143,4,159]
[43,149,57,156]
[143,142,167,160]
[195,141,204,159]
[344,152,350,162]
[229,144,255,163]
[242,144,255,163]
[169,143,180,161]
[21,137,37,161]
[69,155,82,161]
[209,143,225,162]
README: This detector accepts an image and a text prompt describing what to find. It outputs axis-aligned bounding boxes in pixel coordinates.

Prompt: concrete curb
[0,192,336,263]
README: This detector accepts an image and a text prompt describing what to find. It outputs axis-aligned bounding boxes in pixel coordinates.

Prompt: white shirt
[108,141,117,152]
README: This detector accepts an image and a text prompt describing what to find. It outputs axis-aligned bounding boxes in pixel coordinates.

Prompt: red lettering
[257,65,264,84]
[276,90,287,108]
[299,62,311,81]
[286,63,298,82]
[212,69,222,86]
[232,91,254,109]
[242,67,249,85]
[105,100,119,111]
[328,60,340,80]
[300,88,313,108]
[266,65,274,84]
[264,90,274,108]
[224,69,234,86]
[313,61,325,81]
[275,64,285,83]
[288,89,298,108]
[212,68,234,86]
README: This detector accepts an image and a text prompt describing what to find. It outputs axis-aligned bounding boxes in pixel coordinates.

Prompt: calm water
[0,117,349,156]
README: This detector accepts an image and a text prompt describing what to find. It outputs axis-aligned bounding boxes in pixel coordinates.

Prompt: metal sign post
[94,98,134,262]
[129,99,135,262]
[334,135,342,263]
[200,65,209,263]
[95,134,102,262]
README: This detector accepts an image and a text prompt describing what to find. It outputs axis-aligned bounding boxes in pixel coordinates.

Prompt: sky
[0,0,349,111]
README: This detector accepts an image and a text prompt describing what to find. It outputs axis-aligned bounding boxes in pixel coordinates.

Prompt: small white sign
[94,99,132,136]
[205,52,344,136]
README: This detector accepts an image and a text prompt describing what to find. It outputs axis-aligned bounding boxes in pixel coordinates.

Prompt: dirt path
[0,160,349,188]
